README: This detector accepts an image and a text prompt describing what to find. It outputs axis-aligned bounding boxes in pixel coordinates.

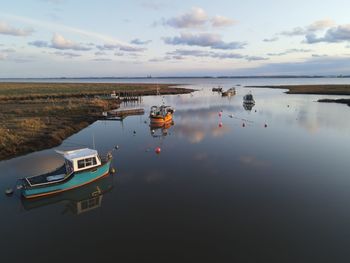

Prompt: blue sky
[1,0,350,77]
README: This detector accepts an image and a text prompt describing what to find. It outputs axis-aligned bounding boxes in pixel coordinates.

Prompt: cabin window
[77,159,85,169]
[85,158,93,167]
[92,157,97,165]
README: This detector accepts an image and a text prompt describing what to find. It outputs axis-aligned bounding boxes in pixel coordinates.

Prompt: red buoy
[155,147,161,154]
[219,122,223,128]
[218,112,222,117]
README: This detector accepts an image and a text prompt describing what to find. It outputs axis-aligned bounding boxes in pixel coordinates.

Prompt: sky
[1,0,350,77]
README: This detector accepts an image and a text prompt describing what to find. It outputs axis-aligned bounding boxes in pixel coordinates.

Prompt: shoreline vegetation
[0,82,194,161]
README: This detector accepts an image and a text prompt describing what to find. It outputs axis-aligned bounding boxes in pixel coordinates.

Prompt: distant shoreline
[0,82,194,161]
[246,84,350,95]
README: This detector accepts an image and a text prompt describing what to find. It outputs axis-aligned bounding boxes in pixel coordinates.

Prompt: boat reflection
[243,102,255,111]
[150,121,174,138]
[21,174,114,215]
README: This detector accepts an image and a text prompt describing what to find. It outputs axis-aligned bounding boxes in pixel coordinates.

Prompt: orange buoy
[155,147,161,154]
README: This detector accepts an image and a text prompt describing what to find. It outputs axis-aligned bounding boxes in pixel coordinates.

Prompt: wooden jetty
[102,108,145,120]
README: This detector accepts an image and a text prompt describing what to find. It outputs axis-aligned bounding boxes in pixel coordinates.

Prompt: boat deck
[26,165,68,187]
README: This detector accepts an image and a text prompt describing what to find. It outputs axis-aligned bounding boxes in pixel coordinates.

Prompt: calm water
[1,78,350,263]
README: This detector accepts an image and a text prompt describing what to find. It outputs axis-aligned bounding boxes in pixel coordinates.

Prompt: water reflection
[21,174,114,215]
[243,102,255,111]
[150,121,174,138]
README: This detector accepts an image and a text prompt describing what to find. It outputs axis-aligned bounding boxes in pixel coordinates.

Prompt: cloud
[141,0,167,10]
[160,7,235,29]
[130,38,152,45]
[305,24,350,43]
[53,51,81,58]
[0,21,33,36]
[280,27,306,36]
[280,19,335,37]
[51,33,92,50]
[163,49,268,62]
[94,51,107,56]
[0,53,7,60]
[307,19,335,32]
[97,43,146,52]
[163,32,246,50]
[211,15,236,27]
[263,37,279,42]
[267,48,312,56]
[92,58,112,61]
[163,7,207,28]
[28,40,49,48]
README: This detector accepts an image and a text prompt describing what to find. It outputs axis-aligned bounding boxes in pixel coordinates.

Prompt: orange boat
[150,105,174,125]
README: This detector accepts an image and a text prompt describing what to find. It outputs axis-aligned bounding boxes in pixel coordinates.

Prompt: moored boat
[243,93,255,104]
[212,86,223,92]
[20,148,112,199]
[222,87,236,97]
[150,105,174,125]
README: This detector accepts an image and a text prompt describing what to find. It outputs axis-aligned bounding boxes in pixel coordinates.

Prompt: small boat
[243,93,255,104]
[222,88,236,97]
[150,105,174,125]
[212,86,223,92]
[20,148,112,199]
[21,173,114,215]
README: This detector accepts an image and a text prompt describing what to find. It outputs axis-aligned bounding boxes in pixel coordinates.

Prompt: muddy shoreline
[0,83,194,161]
[246,84,350,95]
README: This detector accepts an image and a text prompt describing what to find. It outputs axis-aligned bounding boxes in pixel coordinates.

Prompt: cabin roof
[61,148,98,161]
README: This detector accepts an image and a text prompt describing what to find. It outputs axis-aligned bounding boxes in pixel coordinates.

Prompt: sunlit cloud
[0,21,33,36]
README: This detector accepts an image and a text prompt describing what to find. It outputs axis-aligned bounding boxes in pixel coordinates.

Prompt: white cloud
[263,37,279,42]
[163,32,246,50]
[211,15,236,27]
[130,38,152,45]
[0,21,33,36]
[51,33,91,50]
[97,43,146,52]
[267,48,312,56]
[163,7,207,28]
[53,51,81,58]
[305,24,350,43]
[28,40,49,48]
[307,19,335,32]
[164,49,267,62]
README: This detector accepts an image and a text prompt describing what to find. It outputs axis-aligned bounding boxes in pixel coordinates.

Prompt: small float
[222,88,236,97]
[149,105,174,125]
[19,148,112,199]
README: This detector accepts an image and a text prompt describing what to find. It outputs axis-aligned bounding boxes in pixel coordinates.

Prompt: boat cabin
[150,105,174,117]
[62,148,102,174]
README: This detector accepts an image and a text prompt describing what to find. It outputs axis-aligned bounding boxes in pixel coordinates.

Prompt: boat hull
[22,160,112,199]
[150,114,173,124]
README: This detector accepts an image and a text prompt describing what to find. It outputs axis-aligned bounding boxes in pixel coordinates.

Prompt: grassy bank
[246,84,350,95]
[0,82,194,160]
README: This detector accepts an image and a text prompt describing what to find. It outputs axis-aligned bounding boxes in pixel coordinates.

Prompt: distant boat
[243,93,255,104]
[150,105,174,125]
[222,88,236,97]
[212,86,223,92]
[20,148,112,199]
